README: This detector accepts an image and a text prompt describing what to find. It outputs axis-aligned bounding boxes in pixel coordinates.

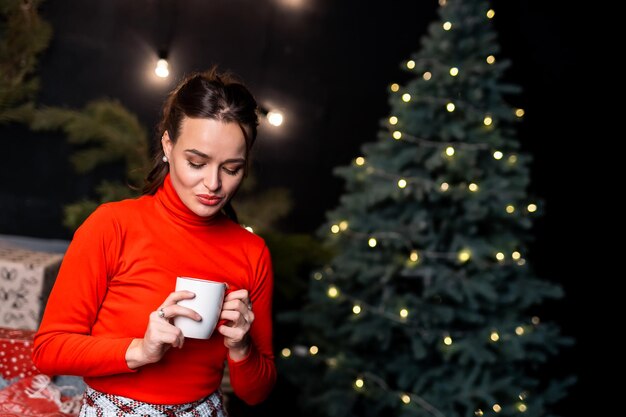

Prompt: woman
[33,67,276,416]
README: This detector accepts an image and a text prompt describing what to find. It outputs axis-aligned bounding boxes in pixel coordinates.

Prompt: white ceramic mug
[174,277,226,339]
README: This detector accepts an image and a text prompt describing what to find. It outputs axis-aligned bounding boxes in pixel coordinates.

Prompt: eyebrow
[184,149,245,164]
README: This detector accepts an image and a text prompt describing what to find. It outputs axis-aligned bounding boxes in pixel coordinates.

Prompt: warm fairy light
[490,331,500,342]
[267,111,284,126]
[475,410,484,416]
[368,237,377,247]
[493,404,502,413]
[326,357,338,367]
[517,403,528,412]
[406,60,416,69]
[438,0,446,6]
[468,183,478,192]
[486,9,495,18]
[355,156,365,166]
[486,55,496,64]
[443,21,452,30]
[401,394,411,404]
[508,154,518,164]
[506,205,515,213]
[281,348,291,357]
[245,226,254,233]
[409,250,419,262]
[458,249,471,262]
[309,345,319,355]
[532,316,540,325]
[389,116,398,125]
[493,151,503,159]
[339,220,349,231]
[443,335,453,345]
[515,326,525,335]
[515,108,525,117]
[331,224,340,234]
[392,130,402,140]
[399,308,409,318]
[327,286,339,298]
[390,83,400,92]
[512,251,521,260]
[397,178,407,188]
[519,392,528,400]
[445,146,455,156]
[517,259,526,266]
[313,272,323,280]
[155,58,170,78]
[449,67,459,76]
[483,116,493,126]
[402,93,411,102]
[352,304,361,314]
[446,102,456,112]
[423,71,432,80]
[440,182,449,191]
[527,203,537,212]
[496,252,505,261]
[355,378,364,389]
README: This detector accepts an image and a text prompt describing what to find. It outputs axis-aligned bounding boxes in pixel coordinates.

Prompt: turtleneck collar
[155,173,224,227]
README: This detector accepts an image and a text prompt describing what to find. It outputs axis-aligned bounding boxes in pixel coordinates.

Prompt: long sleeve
[228,244,277,404]
[32,205,134,377]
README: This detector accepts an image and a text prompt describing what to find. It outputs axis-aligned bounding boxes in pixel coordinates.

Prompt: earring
[162,155,168,163]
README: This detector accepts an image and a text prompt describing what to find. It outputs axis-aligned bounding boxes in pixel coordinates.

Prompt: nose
[203,167,221,192]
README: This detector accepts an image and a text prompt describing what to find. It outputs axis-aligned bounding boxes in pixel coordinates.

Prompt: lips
[197,194,223,206]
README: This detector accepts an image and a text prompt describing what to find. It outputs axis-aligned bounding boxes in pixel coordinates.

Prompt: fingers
[156,304,202,322]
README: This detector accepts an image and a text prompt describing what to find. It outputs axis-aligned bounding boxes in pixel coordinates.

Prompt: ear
[161,131,173,160]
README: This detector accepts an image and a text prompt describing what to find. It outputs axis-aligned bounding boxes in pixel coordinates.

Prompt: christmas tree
[280,1,573,416]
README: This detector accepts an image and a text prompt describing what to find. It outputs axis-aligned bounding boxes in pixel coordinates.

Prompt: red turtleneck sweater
[32,175,276,405]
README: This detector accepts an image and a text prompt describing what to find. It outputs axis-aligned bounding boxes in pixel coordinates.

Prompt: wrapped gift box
[0,245,63,330]
[0,327,39,380]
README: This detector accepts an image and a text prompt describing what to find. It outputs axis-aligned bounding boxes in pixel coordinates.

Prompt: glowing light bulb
[390,83,400,92]
[355,378,364,388]
[458,249,471,262]
[399,308,408,318]
[531,316,540,325]
[440,182,449,191]
[313,272,322,280]
[515,326,525,335]
[508,154,518,164]
[483,116,493,126]
[352,305,361,314]
[486,55,496,64]
[281,348,291,357]
[406,60,415,69]
[397,178,407,188]
[446,102,456,112]
[493,151,503,159]
[389,116,398,125]
[495,252,505,261]
[267,111,284,126]
[492,404,501,413]
[339,220,349,230]
[402,93,411,102]
[392,130,402,140]
[401,394,411,404]
[475,410,484,416]
[245,226,254,233]
[423,71,432,80]
[443,21,452,30]
[487,9,495,18]
[409,250,419,262]
[490,331,500,342]
[527,203,537,212]
[515,108,525,117]
[309,345,318,355]
[517,403,527,412]
[155,58,169,78]
[331,224,340,234]
[368,238,377,247]
[445,146,455,156]
[355,156,365,166]
[506,205,515,213]
[468,183,478,192]
[443,336,453,345]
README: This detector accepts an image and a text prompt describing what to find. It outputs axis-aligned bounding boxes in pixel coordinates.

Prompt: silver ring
[158,307,166,319]
[248,303,252,311]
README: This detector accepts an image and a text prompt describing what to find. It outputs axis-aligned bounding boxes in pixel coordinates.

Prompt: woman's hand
[217,288,254,361]
[125,290,200,369]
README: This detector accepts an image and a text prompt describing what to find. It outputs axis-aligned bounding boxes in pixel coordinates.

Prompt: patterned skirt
[79,385,228,417]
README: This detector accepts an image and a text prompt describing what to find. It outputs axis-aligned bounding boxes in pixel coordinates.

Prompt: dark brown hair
[143,67,259,222]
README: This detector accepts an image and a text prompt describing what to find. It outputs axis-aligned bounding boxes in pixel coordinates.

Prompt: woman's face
[162,117,246,218]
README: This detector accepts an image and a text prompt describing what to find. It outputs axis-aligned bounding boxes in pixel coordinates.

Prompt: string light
[368,237,377,247]
[389,116,398,125]
[244,226,254,233]
[309,346,319,355]
[506,205,515,213]
[355,156,366,166]
[468,183,478,192]
[397,178,407,188]
[442,21,452,30]
[401,394,411,404]
[511,251,521,260]
[409,250,419,262]
[445,146,455,156]
[399,308,409,318]
[508,154,518,164]
[449,67,459,76]
[392,130,402,140]
[515,108,525,117]
[331,224,340,234]
[327,285,339,298]
[490,331,500,342]
[354,378,364,389]
[492,404,502,413]
[483,115,493,126]
[352,304,361,314]
[493,150,503,159]
[517,403,528,412]
[390,83,400,92]
[339,220,349,231]
[406,60,416,69]
[423,71,432,80]
[443,335,453,345]
[458,249,471,262]
[527,203,537,212]
[446,102,456,112]
[266,110,284,126]
[281,348,291,357]
[486,55,496,64]
[486,9,495,19]
[495,252,505,261]
[531,316,540,325]
[313,272,323,280]
[402,93,411,102]
[440,182,449,191]
[474,410,484,416]
[515,326,525,335]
